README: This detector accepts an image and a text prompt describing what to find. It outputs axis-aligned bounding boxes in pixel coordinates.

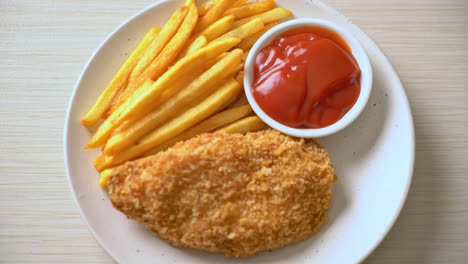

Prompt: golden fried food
[107,7,189,115]
[94,76,242,171]
[106,130,336,257]
[85,37,240,149]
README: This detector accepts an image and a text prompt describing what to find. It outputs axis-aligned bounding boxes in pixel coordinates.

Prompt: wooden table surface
[1,0,467,263]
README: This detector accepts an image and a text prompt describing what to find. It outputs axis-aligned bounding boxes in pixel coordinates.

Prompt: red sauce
[252,26,361,128]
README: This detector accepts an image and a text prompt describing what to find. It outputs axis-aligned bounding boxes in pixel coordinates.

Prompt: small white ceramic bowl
[244,18,372,138]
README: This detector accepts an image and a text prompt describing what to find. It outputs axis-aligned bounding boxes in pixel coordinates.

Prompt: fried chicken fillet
[107,130,336,257]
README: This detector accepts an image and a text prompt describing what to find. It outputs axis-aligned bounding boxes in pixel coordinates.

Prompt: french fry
[198,0,246,17]
[105,79,156,138]
[153,52,225,102]
[185,0,195,6]
[143,77,242,145]
[85,37,241,149]
[230,0,249,9]
[137,4,198,82]
[215,18,264,43]
[225,0,275,20]
[233,7,292,28]
[198,0,219,16]
[94,77,242,171]
[199,15,235,41]
[93,155,107,172]
[110,4,198,115]
[230,70,245,105]
[106,7,188,115]
[237,21,278,50]
[235,70,244,85]
[104,56,221,151]
[216,116,265,133]
[99,169,112,188]
[104,49,243,154]
[231,62,244,82]
[81,27,160,126]
[195,0,237,33]
[114,79,155,128]
[175,14,234,61]
[241,49,250,61]
[177,35,207,59]
[111,120,131,138]
[111,58,216,137]
[143,104,253,156]
[187,36,208,54]
[108,80,154,136]
[128,7,187,84]
[232,70,247,108]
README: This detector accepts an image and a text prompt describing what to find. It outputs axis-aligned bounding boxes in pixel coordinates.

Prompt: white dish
[64,0,415,263]
[244,18,373,138]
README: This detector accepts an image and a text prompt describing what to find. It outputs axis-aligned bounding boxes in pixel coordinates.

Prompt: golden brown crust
[107,130,336,257]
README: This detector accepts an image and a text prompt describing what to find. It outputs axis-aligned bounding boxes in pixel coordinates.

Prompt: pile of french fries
[82,0,292,174]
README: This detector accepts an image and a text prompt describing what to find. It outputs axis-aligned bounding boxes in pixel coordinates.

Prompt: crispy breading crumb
[107,130,336,257]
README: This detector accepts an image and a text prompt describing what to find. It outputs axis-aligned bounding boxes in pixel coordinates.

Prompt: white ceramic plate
[64,1,415,263]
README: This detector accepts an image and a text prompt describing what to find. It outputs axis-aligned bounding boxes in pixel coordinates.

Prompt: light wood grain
[0,0,467,263]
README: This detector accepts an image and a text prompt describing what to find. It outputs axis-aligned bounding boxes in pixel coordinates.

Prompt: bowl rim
[244,18,373,138]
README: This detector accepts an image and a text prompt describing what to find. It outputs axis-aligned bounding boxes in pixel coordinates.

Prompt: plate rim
[63,0,415,263]
[63,1,176,263]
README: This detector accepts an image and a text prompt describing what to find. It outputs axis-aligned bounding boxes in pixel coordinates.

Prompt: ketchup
[252,26,361,128]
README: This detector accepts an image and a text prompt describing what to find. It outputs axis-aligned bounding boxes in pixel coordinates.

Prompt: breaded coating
[107,130,336,257]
